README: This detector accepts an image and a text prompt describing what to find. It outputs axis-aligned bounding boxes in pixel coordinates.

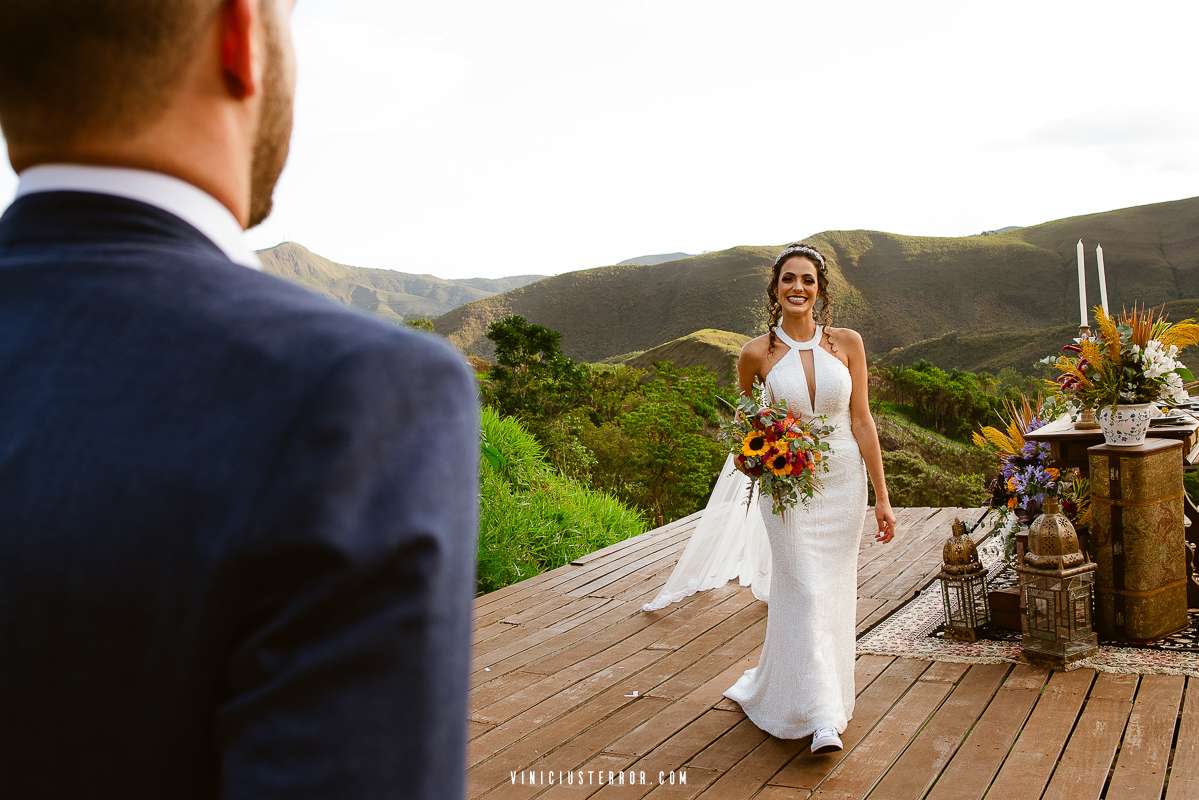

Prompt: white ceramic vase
[1096,402,1153,446]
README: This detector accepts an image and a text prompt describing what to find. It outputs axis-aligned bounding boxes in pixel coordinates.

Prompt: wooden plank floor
[469,505,1198,799]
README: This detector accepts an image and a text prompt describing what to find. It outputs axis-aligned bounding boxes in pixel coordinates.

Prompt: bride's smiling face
[776,256,820,319]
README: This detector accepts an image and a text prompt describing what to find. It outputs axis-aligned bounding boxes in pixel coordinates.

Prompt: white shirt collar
[15,164,262,270]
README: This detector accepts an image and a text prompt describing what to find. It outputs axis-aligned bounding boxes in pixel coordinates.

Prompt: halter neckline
[773,324,822,351]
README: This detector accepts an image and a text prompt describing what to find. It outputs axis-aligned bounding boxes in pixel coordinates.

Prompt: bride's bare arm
[841,329,896,542]
[736,340,763,398]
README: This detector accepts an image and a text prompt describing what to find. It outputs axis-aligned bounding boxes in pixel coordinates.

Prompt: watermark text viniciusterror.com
[510,769,687,787]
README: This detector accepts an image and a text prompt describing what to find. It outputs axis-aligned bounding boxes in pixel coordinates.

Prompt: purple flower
[1019,439,1050,460]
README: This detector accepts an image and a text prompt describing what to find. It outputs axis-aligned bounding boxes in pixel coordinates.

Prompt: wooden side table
[1088,439,1189,642]
[1025,413,1199,473]
[1028,413,1199,609]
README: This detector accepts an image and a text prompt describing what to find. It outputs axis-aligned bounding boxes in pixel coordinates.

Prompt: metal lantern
[939,518,990,641]
[1016,496,1099,667]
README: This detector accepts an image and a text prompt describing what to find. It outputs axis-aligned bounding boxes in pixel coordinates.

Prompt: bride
[641,242,896,753]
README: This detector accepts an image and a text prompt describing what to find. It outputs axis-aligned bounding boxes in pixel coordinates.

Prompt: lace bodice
[764,325,854,435]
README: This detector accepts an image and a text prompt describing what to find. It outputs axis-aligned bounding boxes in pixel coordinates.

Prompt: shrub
[879,450,988,508]
[477,408,646,593]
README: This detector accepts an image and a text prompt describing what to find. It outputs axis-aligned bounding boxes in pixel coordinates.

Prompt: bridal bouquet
[720,377,834,515]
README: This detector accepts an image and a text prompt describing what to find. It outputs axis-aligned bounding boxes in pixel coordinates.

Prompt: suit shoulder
[161,258,473,386]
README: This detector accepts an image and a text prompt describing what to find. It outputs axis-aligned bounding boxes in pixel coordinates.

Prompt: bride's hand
[875,502,896,543]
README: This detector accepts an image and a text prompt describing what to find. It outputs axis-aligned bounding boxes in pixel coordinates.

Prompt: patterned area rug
[856,538,1199,676]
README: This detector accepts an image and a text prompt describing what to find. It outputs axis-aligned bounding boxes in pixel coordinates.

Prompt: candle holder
[1073,324,1101,430]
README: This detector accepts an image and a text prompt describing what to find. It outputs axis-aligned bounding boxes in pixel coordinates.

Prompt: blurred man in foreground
[0,2,479,797]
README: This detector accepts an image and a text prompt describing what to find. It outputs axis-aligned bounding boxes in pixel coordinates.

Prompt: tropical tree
[601,362,726,526]
[484,315,589,422]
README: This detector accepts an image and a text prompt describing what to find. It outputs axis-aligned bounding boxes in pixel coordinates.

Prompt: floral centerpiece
[972,395,1088,560]
[1046,304,1199,445]
[720,377,834,515]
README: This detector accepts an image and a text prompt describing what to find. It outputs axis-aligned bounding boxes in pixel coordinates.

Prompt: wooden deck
[469,506,1199,800]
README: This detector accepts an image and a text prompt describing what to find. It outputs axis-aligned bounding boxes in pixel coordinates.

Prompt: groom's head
[0,0,297,227]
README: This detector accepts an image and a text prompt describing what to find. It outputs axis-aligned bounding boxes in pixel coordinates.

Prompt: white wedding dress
[642,323,869,740]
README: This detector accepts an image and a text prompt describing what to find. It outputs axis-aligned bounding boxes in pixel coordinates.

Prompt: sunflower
[742,430,770,457]
[765,448,790,476]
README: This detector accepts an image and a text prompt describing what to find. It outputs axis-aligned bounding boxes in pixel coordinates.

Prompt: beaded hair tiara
[775,243,826,271]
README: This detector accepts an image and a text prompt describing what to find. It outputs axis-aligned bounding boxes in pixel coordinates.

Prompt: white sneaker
[810,726,843,754]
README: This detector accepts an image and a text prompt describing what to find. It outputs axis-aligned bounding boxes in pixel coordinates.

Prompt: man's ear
[220,0,259,99]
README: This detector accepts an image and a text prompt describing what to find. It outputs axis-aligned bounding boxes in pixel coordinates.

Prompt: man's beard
[247,9,293,229]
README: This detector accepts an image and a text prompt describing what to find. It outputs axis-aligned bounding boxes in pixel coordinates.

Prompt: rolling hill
[434,196,1199,366]
[258,242,545,322]
[617,328,749,383]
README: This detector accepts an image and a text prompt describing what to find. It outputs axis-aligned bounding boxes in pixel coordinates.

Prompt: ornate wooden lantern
[939,518,990,641]
[1016,496,1099,667]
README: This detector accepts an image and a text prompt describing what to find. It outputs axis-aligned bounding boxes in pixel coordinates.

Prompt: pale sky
[2,0,1196,279]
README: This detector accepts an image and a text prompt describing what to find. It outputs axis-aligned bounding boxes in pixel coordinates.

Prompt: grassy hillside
[435,196,1199,364]
[259,242,545,321]
[436,245,792,360]
[878,325,1081,375]
[879,297,1199,374]
[872,405,992,508]
[620,328,749,384]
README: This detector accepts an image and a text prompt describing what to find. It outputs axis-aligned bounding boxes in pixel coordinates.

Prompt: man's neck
[8,116,250,226]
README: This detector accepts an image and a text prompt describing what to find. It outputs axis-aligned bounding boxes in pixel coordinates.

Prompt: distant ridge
[435,196,1199,365]
[617,252,694,266]
[258,242,545,321]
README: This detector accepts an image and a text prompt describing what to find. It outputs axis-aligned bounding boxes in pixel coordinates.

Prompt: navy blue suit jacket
[0,191,479,798]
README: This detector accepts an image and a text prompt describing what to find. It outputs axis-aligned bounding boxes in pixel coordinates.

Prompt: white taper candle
[1077,239,1087,326]
[1096,244,1108,314]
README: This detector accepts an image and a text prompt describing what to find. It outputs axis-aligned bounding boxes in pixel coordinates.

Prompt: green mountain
[258,242,545,322]
[434,196,1199,366]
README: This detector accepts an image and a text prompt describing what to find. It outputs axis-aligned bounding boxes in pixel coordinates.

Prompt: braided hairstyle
[766,242,833,355]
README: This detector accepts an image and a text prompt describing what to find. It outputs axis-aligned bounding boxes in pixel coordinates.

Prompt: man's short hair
[0,1,222,145]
